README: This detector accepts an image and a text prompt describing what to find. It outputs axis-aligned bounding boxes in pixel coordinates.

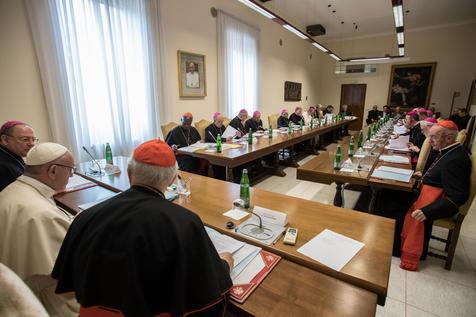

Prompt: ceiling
[260,0,476,40]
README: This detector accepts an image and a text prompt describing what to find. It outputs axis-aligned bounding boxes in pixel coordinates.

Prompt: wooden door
[340,84,367,131]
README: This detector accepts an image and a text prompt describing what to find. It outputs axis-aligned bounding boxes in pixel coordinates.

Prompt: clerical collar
[132,184,165,199]
[440,142,460,153]
[0,144,25,166]
[17,175,56,203]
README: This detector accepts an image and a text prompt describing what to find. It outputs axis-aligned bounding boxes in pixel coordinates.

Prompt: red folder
[230,250,281,303]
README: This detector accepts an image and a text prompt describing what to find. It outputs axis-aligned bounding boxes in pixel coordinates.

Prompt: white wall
[317,22,476,128]
[160,0,322,124]
[0,0,51,141]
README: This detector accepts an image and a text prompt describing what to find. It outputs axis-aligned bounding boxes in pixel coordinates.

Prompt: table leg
[334,182,344,207]
[226,166,234,182]
[368,186,381,214]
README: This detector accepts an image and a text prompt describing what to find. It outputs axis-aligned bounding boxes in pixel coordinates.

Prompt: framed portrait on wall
[284,81,302,101]
[387,62,437,108]
[177,50,206,98]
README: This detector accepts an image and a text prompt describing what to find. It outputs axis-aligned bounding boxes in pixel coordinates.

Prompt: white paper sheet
[379,155,410,164]
[371,165,413,182]
[205,227,245,254]
[394,125,407,134]
[232,251,265,285]
[388,135,410,149]
[230,244,262,279]
[297,229,365,271]
[66,174,94,191]
[223,208,250,221]
[78,193,119,210]
[222,125,238,139]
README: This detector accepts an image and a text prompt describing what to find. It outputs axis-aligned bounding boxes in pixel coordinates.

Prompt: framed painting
[387,62,437,108]
[284,81,302,101]
[177,50,206,98]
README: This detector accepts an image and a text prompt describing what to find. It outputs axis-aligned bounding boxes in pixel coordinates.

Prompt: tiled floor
[254,154,476,317]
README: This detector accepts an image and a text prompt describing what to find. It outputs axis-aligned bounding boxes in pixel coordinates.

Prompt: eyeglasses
[4,134,39,143]
[53,164,76,175]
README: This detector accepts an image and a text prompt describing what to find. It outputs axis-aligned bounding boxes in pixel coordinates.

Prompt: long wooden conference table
[297,131,415,210]
[177,118,356,181]
[55,156,394,316]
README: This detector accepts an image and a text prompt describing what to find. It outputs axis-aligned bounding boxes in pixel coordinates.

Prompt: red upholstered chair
[80,306,172,317]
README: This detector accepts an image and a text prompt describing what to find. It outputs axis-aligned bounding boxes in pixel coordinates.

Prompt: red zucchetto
[437,120,458,131]
[133,139,176,167]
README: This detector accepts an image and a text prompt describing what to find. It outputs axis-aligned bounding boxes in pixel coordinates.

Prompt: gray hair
[128,156,177,190]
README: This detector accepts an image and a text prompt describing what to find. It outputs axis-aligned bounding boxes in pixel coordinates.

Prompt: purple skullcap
[253,111,261,117]
[425,117,437,124]
[239,109,248,115]
[213,112,221,121]
[281,109,288,115]
[0,120,27,135]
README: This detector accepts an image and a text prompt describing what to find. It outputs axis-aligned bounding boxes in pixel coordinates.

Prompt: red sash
[400,184,443,271]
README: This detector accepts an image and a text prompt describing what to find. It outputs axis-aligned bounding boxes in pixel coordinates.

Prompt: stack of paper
[371,165,413,182]
[204,227,262,280]
[394,124,407,134]
[379,155,410,164]
[297,229,364,271]
[65,174,96,192]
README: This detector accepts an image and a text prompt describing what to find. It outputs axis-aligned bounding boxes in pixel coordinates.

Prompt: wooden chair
[415,138,431,173]
[268,113,280,129]
[160,122,178,139]
[456,129,467,144]
[428,139,476,269]
[222,117,231,127]
[194,119,212,141]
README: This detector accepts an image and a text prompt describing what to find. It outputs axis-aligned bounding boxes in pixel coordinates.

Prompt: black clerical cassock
[52,185,233,317]
[229,116,246,135]
[0,145,25,191]
[205,123,226,143]
[289,113,303,125]
[166,126,202,173]
[277,116,289,128]
[244,119,264,132]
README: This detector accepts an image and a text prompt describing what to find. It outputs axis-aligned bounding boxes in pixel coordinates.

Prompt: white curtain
[217,11,260,118]
[26,0,167,162]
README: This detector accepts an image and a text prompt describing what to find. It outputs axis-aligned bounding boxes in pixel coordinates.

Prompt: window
[39,0,161,159]
[217,11,260,117]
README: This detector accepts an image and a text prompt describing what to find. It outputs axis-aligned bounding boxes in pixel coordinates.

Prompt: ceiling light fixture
[397,32,404,45]
[393,4,403,28]
[312,42,329,53]
[237,0,275,19]
[329,53,341,61]
[236,0,342,61]
[349,57,391,62]
[283,24,309,39]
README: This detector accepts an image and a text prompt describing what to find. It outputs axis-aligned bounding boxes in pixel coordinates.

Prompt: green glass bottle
[268,124,273,139]
[324,116,328,126]
[248,128,253,145]
[216,134,222,153]
[105,143,113,165]
[334,145,342,170]
[348,136,355,157]
[318,116,322,127]
[310,116,314,129]
[288,121,292,134]
[299,119,303,131]
[358,131,363,148]
[240,169,250,209]
[366,129,372,141]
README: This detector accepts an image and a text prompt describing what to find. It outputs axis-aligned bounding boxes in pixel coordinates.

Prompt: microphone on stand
[82,146,104,176]
[208,131,217,143]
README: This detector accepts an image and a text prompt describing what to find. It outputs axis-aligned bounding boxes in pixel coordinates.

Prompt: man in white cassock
[0,142,79,316]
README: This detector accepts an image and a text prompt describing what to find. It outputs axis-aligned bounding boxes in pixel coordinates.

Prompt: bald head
[428,125,458,150]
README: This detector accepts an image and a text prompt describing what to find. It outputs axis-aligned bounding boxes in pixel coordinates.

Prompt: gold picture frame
[387,62,437,108]
[177,50,207,98]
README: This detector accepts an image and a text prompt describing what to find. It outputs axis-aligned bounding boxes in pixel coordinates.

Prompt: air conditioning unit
[335,63,377,75]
